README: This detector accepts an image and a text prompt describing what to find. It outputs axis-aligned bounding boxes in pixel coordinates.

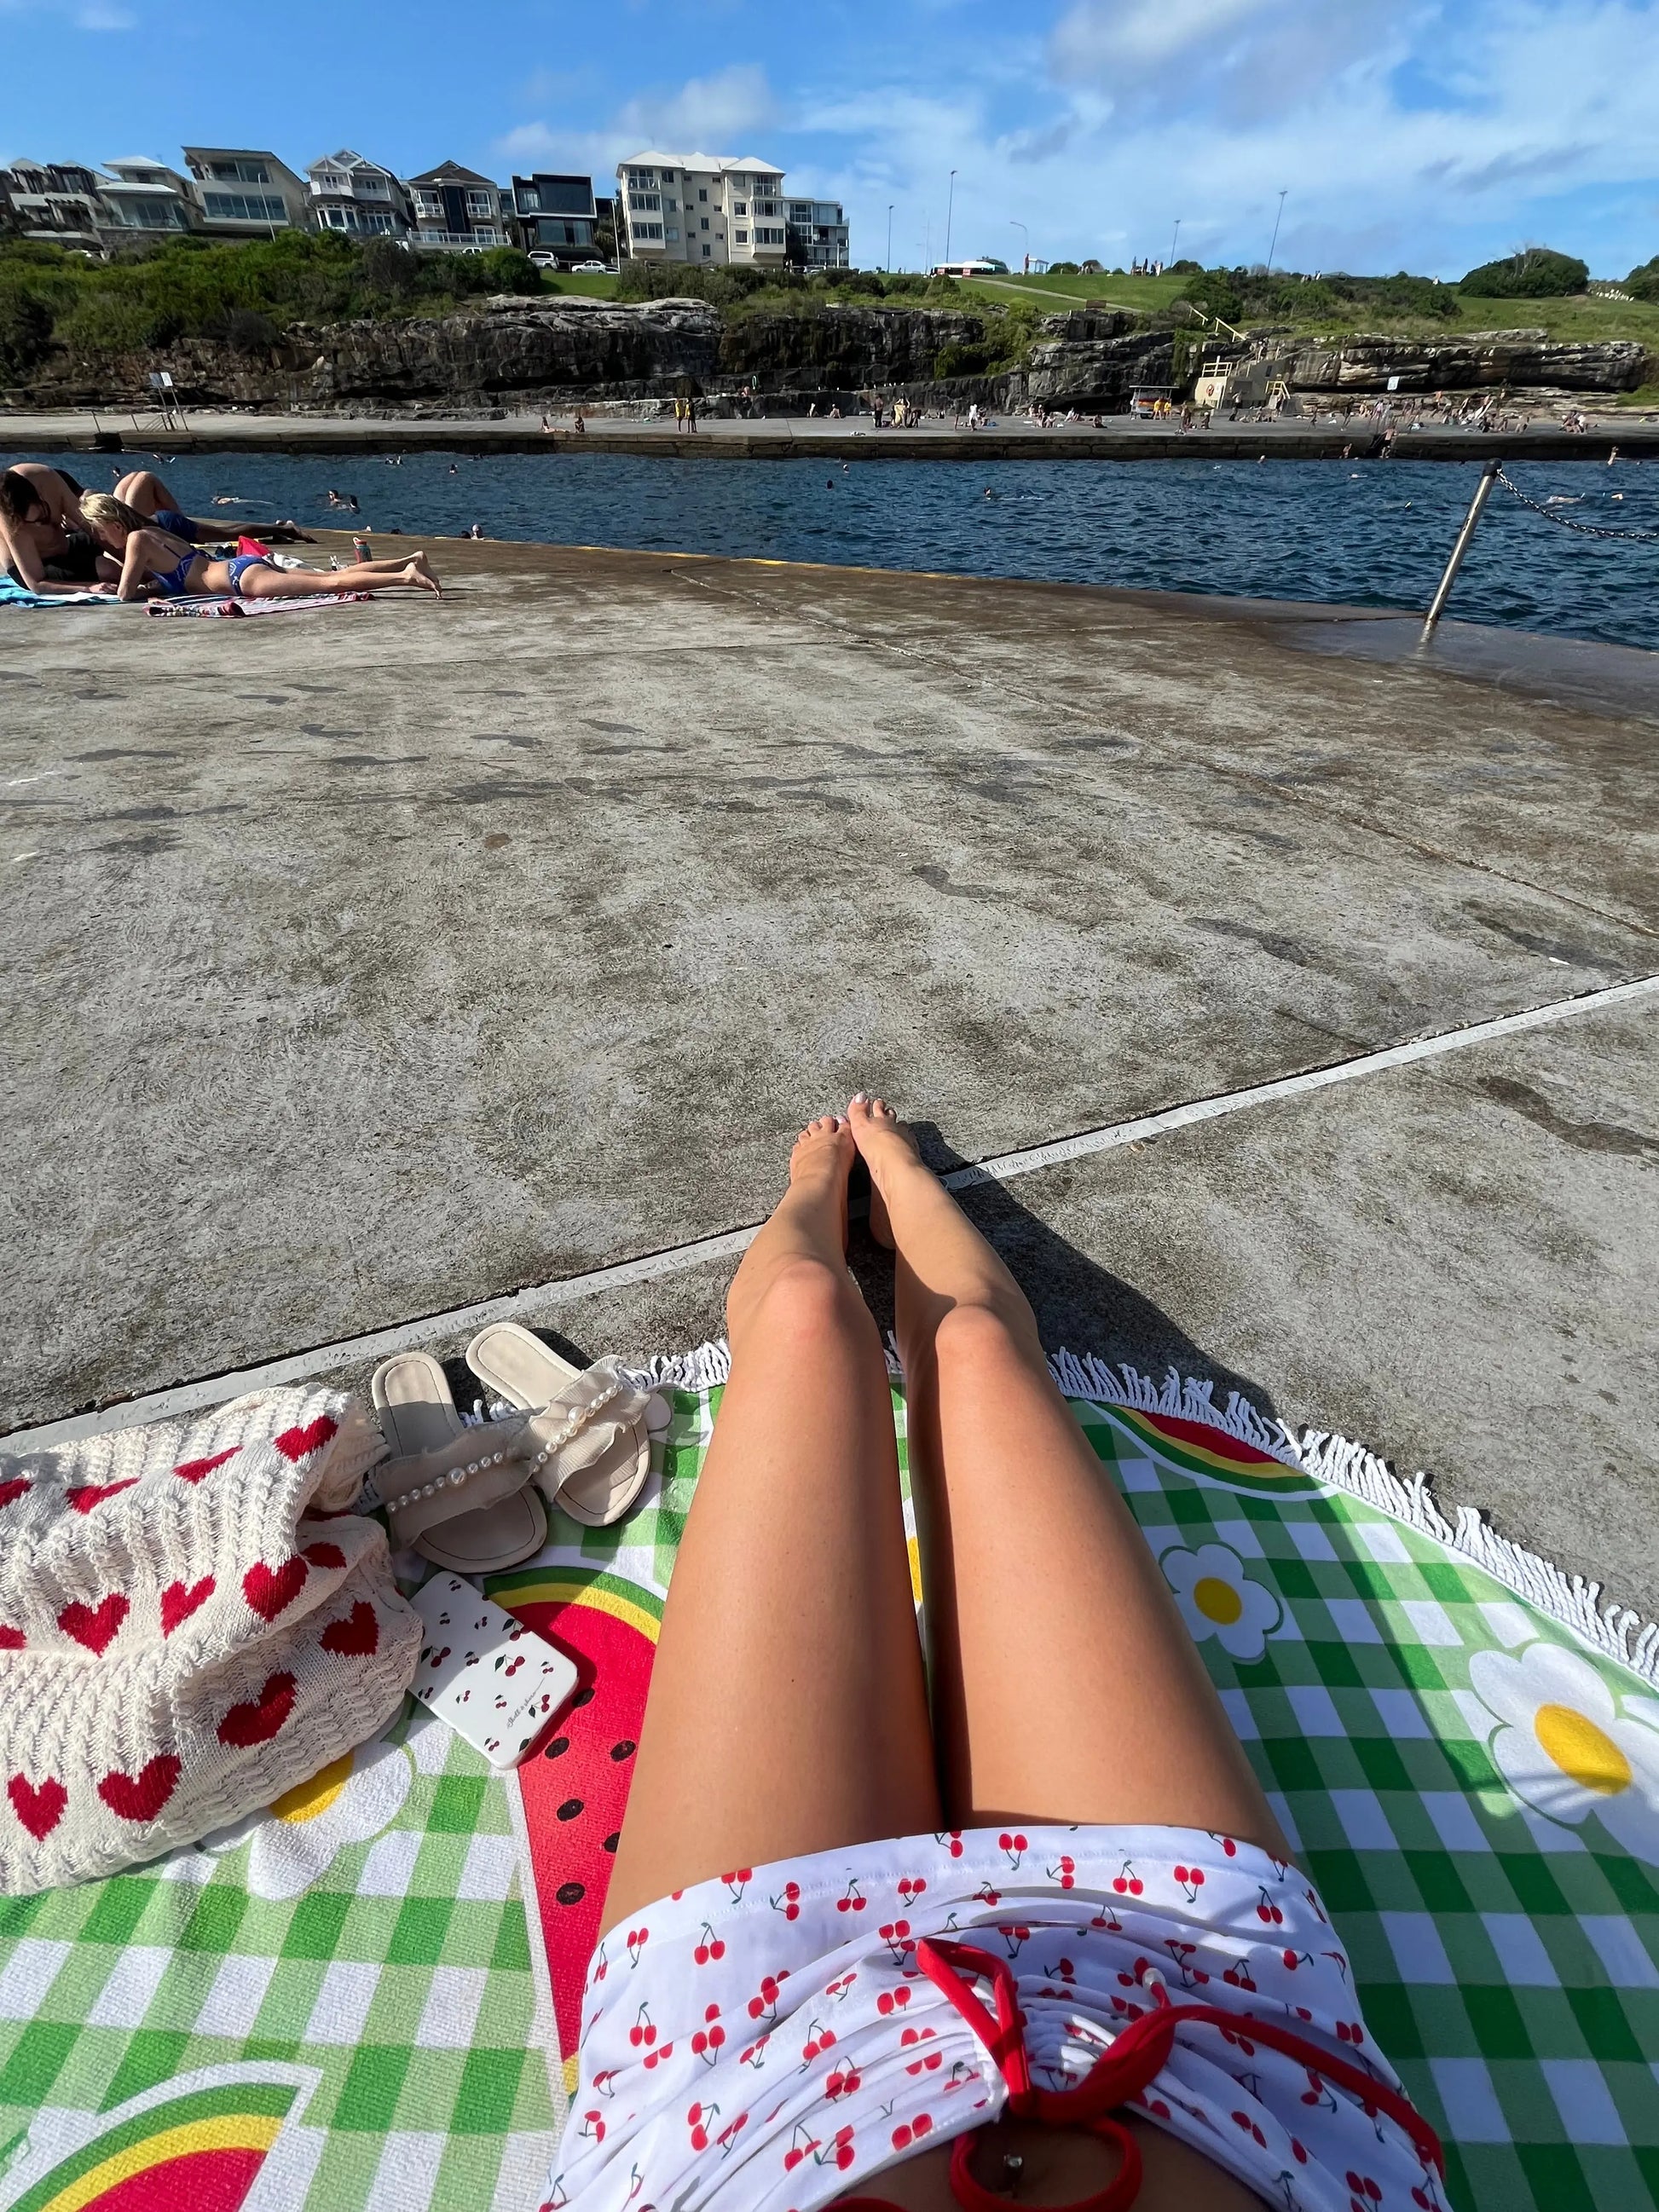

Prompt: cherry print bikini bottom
[545,1825,1448,2212]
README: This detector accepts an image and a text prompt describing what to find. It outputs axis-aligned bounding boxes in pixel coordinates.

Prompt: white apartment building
[615,152,788,268]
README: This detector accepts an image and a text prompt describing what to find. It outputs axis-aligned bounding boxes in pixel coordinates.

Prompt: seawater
[10,448,1656,653]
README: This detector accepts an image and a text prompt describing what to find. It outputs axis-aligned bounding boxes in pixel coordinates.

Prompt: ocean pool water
[9,448,1656,653]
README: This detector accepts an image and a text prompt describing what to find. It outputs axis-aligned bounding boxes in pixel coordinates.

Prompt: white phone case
[409,1572,580,1768]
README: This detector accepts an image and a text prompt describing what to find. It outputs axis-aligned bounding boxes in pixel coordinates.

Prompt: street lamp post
[887,204,893,272]
[1009,218,1028,274]
[1266,188,1286,273]
[1169,217,1181,267]
[945,169,956,267]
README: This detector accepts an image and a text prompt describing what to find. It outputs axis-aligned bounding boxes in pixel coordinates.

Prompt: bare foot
[788,1114,855,1249]
[845,1094,924,1248]
[402,560,442,597]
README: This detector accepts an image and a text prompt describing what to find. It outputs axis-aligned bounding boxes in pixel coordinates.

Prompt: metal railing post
[1422,459,1500,639]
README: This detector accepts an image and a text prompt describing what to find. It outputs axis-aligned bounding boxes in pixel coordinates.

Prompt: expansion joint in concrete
[8,972,1653,1456]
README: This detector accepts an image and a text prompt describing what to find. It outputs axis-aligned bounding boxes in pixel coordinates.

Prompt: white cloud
[75,1,136,22]
[500,63,779,179]
[792,0,1659,275]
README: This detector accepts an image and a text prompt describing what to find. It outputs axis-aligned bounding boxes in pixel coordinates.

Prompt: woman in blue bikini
[80,495,441,601]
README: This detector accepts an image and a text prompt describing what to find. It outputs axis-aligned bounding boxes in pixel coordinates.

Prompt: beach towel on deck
[146,592,374,619]
[0,578,113,610]
[491,1349,1659,2212]
[4,1355,1657,2212]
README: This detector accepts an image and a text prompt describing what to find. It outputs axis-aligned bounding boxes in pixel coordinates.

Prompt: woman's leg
[604,1118,939,1933]
[235,557,440,598]
[847,1096,1289,1859]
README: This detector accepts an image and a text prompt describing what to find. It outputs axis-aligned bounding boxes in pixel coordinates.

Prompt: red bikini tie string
[913,1936,1445,2203]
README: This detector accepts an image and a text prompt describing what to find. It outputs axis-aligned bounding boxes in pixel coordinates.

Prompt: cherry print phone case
[410,1571,580,1768]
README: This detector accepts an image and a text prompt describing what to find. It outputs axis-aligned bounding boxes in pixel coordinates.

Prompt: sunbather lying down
[80,495,440,601]
[556,1098,1444,2212]
[111,469,312,545]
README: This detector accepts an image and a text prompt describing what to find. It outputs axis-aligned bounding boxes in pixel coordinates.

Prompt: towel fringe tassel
[622,1339,1659,1689]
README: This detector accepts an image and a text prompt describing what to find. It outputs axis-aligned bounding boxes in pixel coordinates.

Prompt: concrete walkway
[4,407,1652,463]
[3,540,1655,1618]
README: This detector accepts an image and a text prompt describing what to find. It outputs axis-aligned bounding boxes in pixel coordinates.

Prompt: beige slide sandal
[465,1323,655,1528]
[371,1350,547,1574]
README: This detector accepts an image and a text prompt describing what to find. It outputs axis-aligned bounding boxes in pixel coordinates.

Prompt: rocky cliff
[1286,330,1646,394]
[1024,310,1175,404]
[7,297,1648,413]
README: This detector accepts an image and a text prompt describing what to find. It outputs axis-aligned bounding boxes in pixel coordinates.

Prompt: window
[662,170,675,182]
[203,191,287,222]
[700,217,709,231]
[755,226,784,245]
[665,197,677,211]
[698,188,708,202]
[419,227,445,241]
[665,226,679,241]
[734,228,749,244]
[733,200,747,216]
[211,158,271,183]
[627,169,655,187]
[702,243,712,257]
[755,201,777,217]
[628,192,661,212]
[465,190,494,215]
[473,226,500,243]
[413,192,442,217]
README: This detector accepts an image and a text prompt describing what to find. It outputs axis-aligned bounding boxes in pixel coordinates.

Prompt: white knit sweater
[0,1386,421,1894]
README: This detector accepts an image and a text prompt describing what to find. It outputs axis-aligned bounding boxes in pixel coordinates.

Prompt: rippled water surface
[10,447,1656,651]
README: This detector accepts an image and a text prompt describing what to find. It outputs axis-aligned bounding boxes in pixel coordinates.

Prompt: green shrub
[1047,261,1079,276]
[1627,256,1659,302]
[1460,247,1588,297]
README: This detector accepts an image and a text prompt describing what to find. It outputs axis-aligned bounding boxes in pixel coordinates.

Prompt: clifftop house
[615,152,788,269]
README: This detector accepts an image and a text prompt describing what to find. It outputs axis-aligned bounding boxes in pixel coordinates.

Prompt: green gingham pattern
[1072,1395,1659,2212]
[5,1374,1656,2212]
[525,1375,1659,2212]
[0,1701,559,2211]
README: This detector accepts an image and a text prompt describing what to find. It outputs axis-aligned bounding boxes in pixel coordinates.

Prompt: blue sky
[5,0,1657,278]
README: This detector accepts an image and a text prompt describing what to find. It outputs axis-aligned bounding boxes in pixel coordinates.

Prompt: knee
[730,1253,865,1349]
[931,1296,1041,1380]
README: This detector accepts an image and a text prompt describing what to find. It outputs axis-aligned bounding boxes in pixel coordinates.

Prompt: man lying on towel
[111,469,313,546]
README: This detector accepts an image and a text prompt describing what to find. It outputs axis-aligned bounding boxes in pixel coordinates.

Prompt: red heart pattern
[66,1480,138,1515]
[0,1625,25,1651]
[275,1417,337,1463]
[174,1447,240,1484]
[302,1540,347,1570]
[159,1576,216,1636]
[57,1593,130,1655]
[9,1775,66,1840]
[242,1556,307,1622]
[98,1754,181,1824]
[217,1671,297,1748]
[321,1602,379,1657]
[0,1479,31,1511]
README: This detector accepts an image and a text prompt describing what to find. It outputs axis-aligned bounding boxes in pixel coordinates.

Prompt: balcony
[413,228,503,251]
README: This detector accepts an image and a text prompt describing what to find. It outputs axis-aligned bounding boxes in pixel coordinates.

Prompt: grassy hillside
[959,268,1659,353]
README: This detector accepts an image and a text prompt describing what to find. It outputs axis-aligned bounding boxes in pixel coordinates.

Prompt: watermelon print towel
[4,1353,1659,2212]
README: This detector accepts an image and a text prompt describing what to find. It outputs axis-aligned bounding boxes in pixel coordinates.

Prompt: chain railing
[1494,467,1659,544]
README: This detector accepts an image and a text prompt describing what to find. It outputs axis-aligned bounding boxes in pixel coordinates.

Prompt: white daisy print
[199,1736,413,1900]
[1161,1541,1282,1662]
[1467,1639,1659,1864]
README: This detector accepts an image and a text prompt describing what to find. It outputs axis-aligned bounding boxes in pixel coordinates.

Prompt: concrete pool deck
[3,538,1656,1621]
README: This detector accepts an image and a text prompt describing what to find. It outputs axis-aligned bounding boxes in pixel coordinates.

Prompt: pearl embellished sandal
[370,1350,547,1574]
[465,1324,656,1528]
